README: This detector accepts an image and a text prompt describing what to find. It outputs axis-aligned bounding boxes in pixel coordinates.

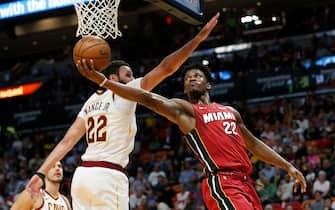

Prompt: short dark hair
[182,63,212,83]
[102,60,130,77]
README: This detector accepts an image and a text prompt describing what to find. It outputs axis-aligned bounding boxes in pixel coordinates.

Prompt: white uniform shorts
[71,164,129,210]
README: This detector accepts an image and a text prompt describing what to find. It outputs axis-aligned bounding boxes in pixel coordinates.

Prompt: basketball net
[72,0,122,39]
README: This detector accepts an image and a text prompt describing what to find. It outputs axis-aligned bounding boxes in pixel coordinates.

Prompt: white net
[72,0,122,39]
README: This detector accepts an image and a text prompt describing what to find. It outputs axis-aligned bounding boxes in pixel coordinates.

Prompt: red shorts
[202,172,262,210]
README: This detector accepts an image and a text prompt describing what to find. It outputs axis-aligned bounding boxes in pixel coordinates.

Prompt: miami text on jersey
[203,111,236,123]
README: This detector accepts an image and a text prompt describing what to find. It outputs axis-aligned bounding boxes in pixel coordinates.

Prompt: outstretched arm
[228,106,307,193]
[26,117,85,199]
[76,60,195,134]
[141,13,219,91]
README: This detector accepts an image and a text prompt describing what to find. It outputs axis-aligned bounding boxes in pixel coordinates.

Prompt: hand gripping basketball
[73,36,111,72]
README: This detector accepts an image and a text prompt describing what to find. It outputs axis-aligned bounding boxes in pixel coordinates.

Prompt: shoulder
[225,106,243,123]
[224,105,237,112]
[171,98,194,115]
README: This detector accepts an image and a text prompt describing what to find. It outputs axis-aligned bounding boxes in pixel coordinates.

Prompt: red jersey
[184,103,252,174]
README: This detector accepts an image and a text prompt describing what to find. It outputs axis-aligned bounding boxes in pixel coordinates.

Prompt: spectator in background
[13,169,29,195]
[324,196,335,210]
[304,162,316,183]
[130,188,147,210]
[321,158,335,180]
[307,147,321,169]
[148,164,166,187]
[261,163,276,181]
[261,123,276,145]
[313,170,331,197]
[175,184,192,210]
[257,175,278,203]
[178,160,196,188]
[264,204,273,210]
[285,205,294,210]
[295,110,309,132]
[28,154,43,170]
[311,191,325,210]
[0,194,6,210]
[192,182,205,210]
[154,174,169,192]
[145,188,157,210]
[304,203,312,210]
[130,168,149,194]
[276,174,295,202]
[166,159,179,184]
[155,196,171,210]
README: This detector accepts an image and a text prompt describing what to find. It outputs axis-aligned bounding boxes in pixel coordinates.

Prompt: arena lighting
[0,82,42,99]
[241,15,259,24]
[315,55,335,67]
[0,0,91,20]
[254,19,262,25]
[303,55,335,69]
[165,16,172,24]
[214,43,252,54]
[218,70,231,80]
[202,59,209,65]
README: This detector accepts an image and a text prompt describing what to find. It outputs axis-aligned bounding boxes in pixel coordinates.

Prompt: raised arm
[228,106,307,193]
[26,117,86,199]
[77,60,195,134]
[141,13,219,91]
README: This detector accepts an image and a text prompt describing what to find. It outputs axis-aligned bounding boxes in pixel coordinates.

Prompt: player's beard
[188,89,205,100]
[116,75,127,84]
[119,80,127,84]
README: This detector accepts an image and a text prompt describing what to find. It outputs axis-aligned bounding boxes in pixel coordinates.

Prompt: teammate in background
[11,161,71,210]
[76,62,307,210]
[26,13,220,210]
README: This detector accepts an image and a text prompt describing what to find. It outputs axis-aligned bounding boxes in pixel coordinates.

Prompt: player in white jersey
[11,161,71,210]
[26,14,219,210]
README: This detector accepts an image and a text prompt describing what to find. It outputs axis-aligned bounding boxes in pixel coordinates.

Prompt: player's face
[117,65,134,84]
[46,161,63,183]
[183,69,210,98]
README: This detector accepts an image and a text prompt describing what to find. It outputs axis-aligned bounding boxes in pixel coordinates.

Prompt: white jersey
[78,78,142,167]
[34,190,70,210]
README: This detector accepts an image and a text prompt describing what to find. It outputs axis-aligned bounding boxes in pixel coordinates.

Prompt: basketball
[73,35,111,71]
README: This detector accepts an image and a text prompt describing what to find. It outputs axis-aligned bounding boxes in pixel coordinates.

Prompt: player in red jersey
[76,61,307,210]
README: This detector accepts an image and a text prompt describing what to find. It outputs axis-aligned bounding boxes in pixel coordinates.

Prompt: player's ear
[206,82,211,90]
[109,74,119,81]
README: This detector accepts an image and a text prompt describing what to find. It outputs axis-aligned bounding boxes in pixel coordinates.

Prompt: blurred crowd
[1,4,335,210]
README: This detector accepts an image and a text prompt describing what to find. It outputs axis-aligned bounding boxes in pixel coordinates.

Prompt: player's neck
[45,182,60,198]
[189,93,211,105]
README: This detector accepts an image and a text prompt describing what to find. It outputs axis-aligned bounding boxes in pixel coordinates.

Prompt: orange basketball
[73,35,111,71]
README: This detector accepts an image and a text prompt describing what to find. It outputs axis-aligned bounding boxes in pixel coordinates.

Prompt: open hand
[288,165,307,193]
[197,12,220,42]
[26,175,43,201]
